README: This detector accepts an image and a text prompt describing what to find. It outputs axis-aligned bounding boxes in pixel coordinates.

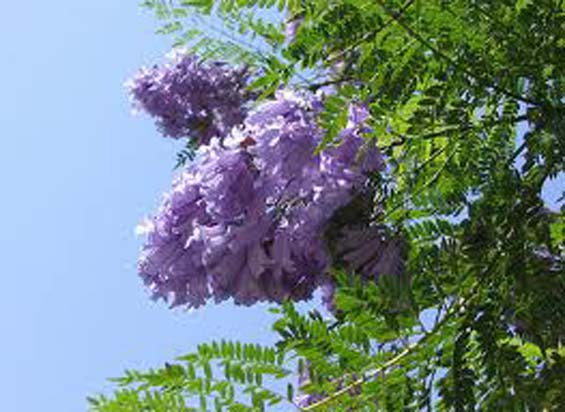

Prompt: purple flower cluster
[337,226,405,280]
[321,225,406,311]
[137,89,385,308]
[126,50,249,144]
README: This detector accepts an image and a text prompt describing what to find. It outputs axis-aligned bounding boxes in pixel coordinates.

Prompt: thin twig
[192,16,313,85]
[302,0,415,91]
[379,113,530,151]
[326,0,416,65]
[307,76,357,91]
[302,294,467,411]
[374,0,542,107]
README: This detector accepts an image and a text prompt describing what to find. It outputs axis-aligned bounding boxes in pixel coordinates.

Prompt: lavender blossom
[336,226,405,280]
[126,51,249,145]
[137,89,389,309]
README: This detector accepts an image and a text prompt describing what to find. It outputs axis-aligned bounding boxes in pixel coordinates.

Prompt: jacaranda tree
[89,0,565,410]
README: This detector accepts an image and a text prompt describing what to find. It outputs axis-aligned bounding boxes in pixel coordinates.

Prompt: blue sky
[0,2,563,412]
[0,2,285,411]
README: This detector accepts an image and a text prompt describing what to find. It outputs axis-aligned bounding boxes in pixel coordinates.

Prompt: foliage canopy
[90,0,564,410]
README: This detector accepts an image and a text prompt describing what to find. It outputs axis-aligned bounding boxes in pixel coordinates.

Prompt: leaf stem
[301,296,464,411]
[374,0,542,107]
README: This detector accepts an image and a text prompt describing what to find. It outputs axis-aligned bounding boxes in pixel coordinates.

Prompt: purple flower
[137,89,391,309]
[126,51,249,145]
[336,225,405,280]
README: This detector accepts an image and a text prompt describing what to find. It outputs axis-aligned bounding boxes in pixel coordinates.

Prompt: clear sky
[1,2,563,412]
[0,2,286,411]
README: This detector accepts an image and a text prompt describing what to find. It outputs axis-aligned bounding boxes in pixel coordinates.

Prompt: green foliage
[175,138,200,168]
[94,0,565,410]
[89,341,293,412]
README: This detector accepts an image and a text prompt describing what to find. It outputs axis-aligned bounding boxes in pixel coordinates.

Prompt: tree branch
[325,0,416,65]
[307,76,357,91]
[301,295,468,411]
[379,113,530,151]
[374,0,542,107]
